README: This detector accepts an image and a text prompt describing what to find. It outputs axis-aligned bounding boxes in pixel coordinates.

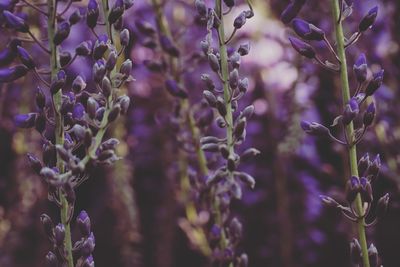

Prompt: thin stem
[28,31,51,54]
[224,28,237,45]
[48,0,73,265]
[21,0,48,16]
[323,35,341,63]
[215,1,234,265]
[331,1,370,267]
[101,0,114,44]
[33,69,50,87]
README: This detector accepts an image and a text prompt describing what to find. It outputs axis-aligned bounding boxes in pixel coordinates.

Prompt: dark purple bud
[234,11,247,29]
[93,59,106,83]
[227,156,236,171]
[159,35,180,57]
[363,102,376,127]
[289,37,316,59]
[280,1,306,24]
[342,98,359,125]
[69,9,82,25]
[59,51,72,67]
[86,0,99,29]
[165,79,187,98]
[208,53,220,72]
[376,193,389,220]
[35,113,46,133]
[365,69,384,96]
[203,90,217,107]
[216,97,227,117]
[14,113,36,128]
[230,52,241,69]
[3,10,29,32]
[77,210,91,236]
[320,195,340,208]
[54,223,65,247]
[229,69,239,89]
[229,217,242,241]
[81,232,95,257]
[120,59,132,77]
[83,255,95,267]
[50,70,66,95]
[223,0,235,7]
[27,153,42,175]
[367,154,381,180]
[292,18,325,41]
[195,0,207,17]
[17,46,35,69]
[201,74,215,90]
[45,251,58,267]
[244,9,254,19]
[202,143,219,153]
[107,104,121,123]
[0,39,21,68]
[238,253,248,267]
[358,153,370,176]
[234,118,246,139]
[359,6,378,32]
[53,21,70,46]
[346,176,360,203]
[117,95,130,114]
[350,238,362,265]
[238,78,249,93]
[93,34,108,60]
[353,53,368,83]
[219,144,229,159]
[86,97,98,119]
[238,43,250,56]
[108,0,124,24]
[101,76,112,97]
[72,75,86,93]
[76,41,92,56]
[106,50,117,71]
[40,214,54,239]
[120,29,130,46]
[240,147,260,161]
[368,243,379,267]
[241,105,254,120]
[0,65,28,82]
[35,87,46,109]
[300,121,330,136]
[359,177,373,203]
[73,103,85,120]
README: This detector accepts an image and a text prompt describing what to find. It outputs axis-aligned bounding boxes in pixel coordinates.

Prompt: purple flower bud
[93,34,108,60]
[280,1,306,24]
[72,75,86,93]
[120,59,132,77]
[165,79,188,99]
[353,53,368,83]
[238,253,248,267]
[234,11,247,29]
[27,153,43,175]
[216,97,227,117]
[108,0,124,24]
[0,65,28,82]
[350,238,362,264]
[368,243,378,267]
[35,87,46,109]
[300,120,330,136]
[367,154,381,180]
[0,39,21,67]
[50,70,66,95]
[40,214,54,239]
[81,232,96,257]
[346,176,360,203]
[83,255,95,267]
[292,18,325,41]
[363,102,375,127]
[3,10,29,32]
[54,223,65,247]
[208,53,220,72]
[54,21,70,46]
[359,6,378,32]
[120,29,130,46]
[203,90,217,107]
[86,97,98,119]
[230,52,241,69]
[107,104,121,123]
[117,95,130,114]
[72,103,85,120]
[14,113,36,128]
[342,98,359,125]
[376,193,389,220]
[229,69,239,89]
[93,59,106,83]
[59,51,72,67]
[238,78,249,93]
[238,43,250,56]
[229,217,242,242]
[86,0,99,29]
[289,37,316,59]
[236,172,255,189]
[45,251,58,267]
[358,153,370,176]
[365,69,384,96]
[359,177,373,203]
[17,46,35,69]
[69,9,82,25]
[76,41,92,56]
[77,210,91,236]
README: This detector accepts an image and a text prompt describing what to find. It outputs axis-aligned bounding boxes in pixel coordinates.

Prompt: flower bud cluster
[196,0,257,265]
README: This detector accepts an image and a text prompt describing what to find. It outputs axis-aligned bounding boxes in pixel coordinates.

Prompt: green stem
[215,0,233,265]
[331,1,370,267]
[47,0,73,265]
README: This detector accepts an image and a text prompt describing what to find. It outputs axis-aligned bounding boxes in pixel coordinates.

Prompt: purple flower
[365,69,384,96]
[289,37,316,59]
[353,53,367,83]
[86,0,99,29]
[300,121,330,136]
[14,113,36,128]
[359,6,378,32]
[292,18,325,41]
[342,98,359,125]
[72,103,85,120]
[77,210,91,236]
[363,102,376,127]
[53,21,71,46]
[17,46,35,69]
[3,10,28,32]
[0,65,28,82]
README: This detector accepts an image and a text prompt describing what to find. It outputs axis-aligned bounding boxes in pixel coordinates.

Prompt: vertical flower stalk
[283,0,389,266]
[196,0,256,265]
[330,1,369,266]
